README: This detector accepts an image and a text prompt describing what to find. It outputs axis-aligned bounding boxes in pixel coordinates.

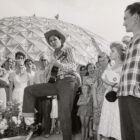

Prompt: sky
[0,0,136,42]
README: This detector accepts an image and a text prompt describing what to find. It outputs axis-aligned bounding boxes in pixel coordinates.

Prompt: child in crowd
[77,84,93,140]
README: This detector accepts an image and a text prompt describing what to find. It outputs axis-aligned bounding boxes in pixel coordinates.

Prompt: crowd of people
[0,2,140,140]
[0,51,61,138]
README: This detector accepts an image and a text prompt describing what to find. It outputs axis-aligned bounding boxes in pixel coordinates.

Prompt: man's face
[16,55,24,60]
[87,64,95,74]
[25,61,33,69]
[110,47,119,61]
[40,56,48,67]
[123,10,135,32]
[5,58,13,68]
[98,55,109,69]
[122,36,131,46]
[15,55,24,64]
[48,35,62,49]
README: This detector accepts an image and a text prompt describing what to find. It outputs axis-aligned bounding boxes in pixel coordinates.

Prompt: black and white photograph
[0,0,140,140]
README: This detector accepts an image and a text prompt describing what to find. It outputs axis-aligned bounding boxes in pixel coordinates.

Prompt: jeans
[35,97,52,134]
[23,77,78,140]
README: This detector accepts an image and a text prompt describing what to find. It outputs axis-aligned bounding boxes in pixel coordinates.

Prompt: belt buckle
[65,75,75,79]
[65,75,71,78]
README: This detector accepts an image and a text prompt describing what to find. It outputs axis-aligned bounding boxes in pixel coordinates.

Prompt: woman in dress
[98,42,125,140]
[82,63,97,138]
[91,54,110,140]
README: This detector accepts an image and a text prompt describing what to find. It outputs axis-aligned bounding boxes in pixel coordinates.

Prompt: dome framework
[0,16,109,65]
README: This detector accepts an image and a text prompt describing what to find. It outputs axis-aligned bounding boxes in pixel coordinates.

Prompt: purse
[105,84,118,102]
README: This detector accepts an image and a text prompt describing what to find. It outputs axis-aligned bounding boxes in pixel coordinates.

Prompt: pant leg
[72,93,81,134]
[57,77,78,140]
[127,96,140,140]
[22,83,57,116]
[118,96,134,140]
[35,98,43,124]
[42,98,52,134]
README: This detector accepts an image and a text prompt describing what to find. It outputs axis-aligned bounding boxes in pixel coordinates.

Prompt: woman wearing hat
[22,29,80,140]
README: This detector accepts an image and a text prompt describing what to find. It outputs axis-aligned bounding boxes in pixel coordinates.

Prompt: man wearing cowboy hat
[22,29,80,140]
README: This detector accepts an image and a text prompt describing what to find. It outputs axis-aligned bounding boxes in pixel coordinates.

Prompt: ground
[1,133,82,140]
[34,133,81,140]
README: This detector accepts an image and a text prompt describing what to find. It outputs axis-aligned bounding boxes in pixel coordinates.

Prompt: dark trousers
[35,97,52,134]
[72,93,81,134]
[118,96,140,140]
[23,77,78,140]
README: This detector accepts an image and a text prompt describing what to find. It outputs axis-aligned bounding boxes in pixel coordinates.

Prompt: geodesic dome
[0,16,110,65]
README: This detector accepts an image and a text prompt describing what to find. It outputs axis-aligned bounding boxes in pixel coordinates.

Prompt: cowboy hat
[44,29,66,45]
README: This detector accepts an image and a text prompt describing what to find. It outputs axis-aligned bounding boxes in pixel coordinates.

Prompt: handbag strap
[111,83,118,91]
[112,83,117,88]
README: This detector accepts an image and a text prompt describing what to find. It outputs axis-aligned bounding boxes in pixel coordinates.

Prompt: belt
[39,96,52,100]
[57,74,76,80]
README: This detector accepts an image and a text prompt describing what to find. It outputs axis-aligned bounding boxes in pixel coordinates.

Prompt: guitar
[46,49,67,83]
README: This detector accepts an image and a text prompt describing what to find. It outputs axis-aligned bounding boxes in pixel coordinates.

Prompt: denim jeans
[35,97,52,134]
[23,77,78,140]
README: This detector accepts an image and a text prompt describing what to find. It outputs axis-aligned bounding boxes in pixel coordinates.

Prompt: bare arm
[102,74,119,89]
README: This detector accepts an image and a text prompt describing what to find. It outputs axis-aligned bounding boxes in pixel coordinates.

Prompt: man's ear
[60,39,63,44]
[133,13,140,22]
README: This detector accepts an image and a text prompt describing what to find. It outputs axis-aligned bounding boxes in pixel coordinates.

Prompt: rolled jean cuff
[22,113,34,117]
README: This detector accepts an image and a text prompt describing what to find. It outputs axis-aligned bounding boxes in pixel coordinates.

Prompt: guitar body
[48,49,67,83]
[48,66,58,83]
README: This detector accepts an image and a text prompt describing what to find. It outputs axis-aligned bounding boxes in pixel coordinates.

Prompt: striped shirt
[118,35,140,97]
